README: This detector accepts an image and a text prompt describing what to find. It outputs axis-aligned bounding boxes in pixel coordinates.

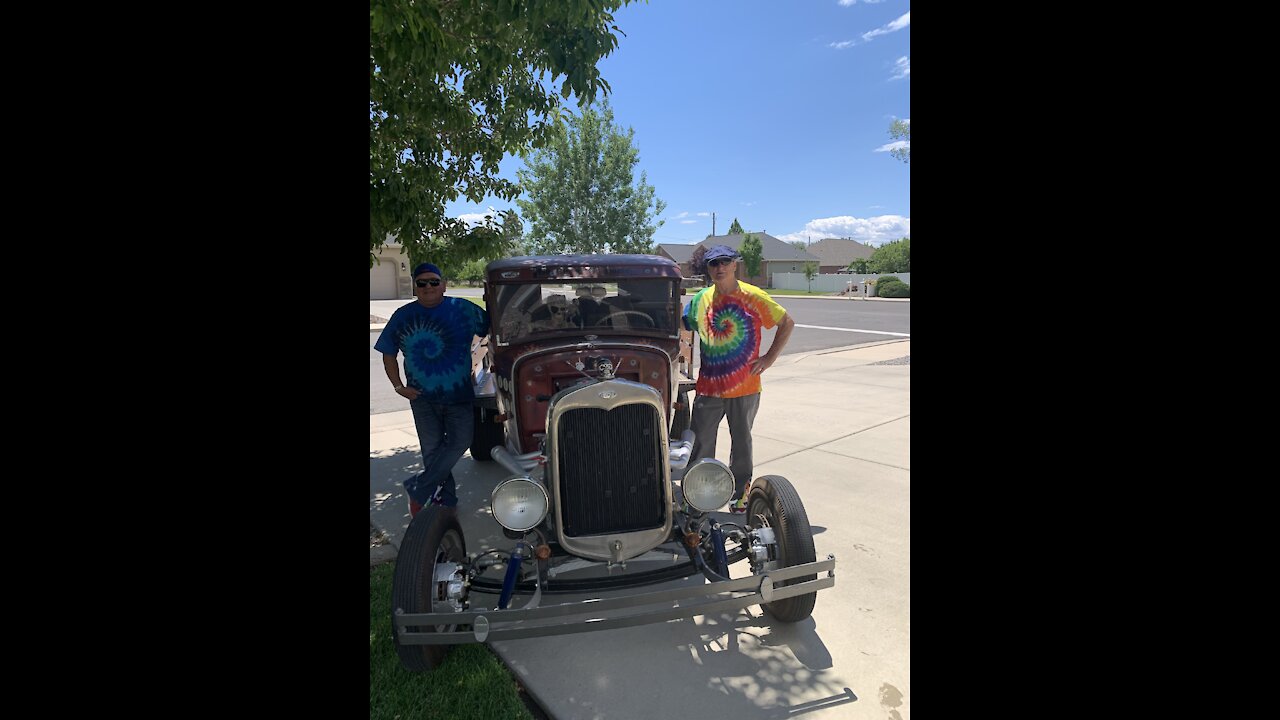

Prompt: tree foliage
[740,233,763,278]
[803,262,818,292]
[728,218,745,235]
[790,241,807,251]
[888,119,910,164]
[845,258,871,274]
[370,0,636,267]
[516,100,666,255]
[871,237,910,273]
[690,245,708,277]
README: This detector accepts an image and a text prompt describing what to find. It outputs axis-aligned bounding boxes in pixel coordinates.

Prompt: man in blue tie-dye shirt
[375,262,490,516]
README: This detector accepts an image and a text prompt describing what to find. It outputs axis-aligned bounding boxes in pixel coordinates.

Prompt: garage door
[370,259,397,299]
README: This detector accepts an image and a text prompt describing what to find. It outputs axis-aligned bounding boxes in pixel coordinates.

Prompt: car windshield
[491,278,680,345]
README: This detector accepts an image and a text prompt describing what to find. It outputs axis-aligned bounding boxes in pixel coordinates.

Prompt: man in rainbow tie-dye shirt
[682,244,795,512]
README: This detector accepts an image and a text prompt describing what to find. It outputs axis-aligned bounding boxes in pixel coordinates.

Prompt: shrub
[877,280,910,298]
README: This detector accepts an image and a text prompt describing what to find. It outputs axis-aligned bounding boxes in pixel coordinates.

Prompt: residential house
[370,237,412,300]
[692,232,821,288]
[806,237,875,274]
[654,243,699,277]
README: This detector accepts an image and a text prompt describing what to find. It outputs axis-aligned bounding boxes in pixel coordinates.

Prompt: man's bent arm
[382,354,405,390]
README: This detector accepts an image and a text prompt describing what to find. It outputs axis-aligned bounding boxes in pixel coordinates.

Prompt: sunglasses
[708,258,735,267]
[415,279,442,287]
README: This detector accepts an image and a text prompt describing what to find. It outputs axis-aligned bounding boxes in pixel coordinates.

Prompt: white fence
[771,272,911,292]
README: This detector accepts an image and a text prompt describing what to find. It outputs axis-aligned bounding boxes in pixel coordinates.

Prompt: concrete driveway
[371,338,909,719]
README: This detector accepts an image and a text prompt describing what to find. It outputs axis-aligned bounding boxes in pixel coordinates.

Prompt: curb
[370,543,397,567]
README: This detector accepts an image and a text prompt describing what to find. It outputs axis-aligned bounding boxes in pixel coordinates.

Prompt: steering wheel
[596,311,656,328]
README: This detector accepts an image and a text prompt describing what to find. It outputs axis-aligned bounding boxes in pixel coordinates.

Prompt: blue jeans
[404,399,474,507]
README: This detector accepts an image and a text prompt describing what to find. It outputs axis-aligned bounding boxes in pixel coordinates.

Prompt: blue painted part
[498,544,527,609]
[710,523,728,576]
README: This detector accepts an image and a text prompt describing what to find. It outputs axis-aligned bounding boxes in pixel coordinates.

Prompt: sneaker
[728,495,748,513]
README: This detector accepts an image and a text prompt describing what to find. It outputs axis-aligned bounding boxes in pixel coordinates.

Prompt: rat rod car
[392,254,836,671]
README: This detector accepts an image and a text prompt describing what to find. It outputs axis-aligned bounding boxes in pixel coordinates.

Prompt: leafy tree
[369,0,637,267]
[456,258,488,284]
[888,119,910,164]
[516,100,666,254]
[803,262,818,292]
[740,233,763,279]
[728,218,745,235]
[845,258,871,274]
[690,245,708,277]
[870,237,910,273]
[406,210,524,273]
[790,241,807,251]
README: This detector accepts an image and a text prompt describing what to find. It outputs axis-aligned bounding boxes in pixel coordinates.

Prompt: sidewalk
[371,337,910,719]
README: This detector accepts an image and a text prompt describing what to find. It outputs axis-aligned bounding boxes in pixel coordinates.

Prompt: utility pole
[712,212,716,237]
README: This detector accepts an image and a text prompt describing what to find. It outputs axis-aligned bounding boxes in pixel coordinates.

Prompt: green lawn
[370,562,535,720]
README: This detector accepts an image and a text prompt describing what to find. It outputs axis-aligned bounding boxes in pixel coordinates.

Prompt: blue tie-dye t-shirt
[374,297,490,403]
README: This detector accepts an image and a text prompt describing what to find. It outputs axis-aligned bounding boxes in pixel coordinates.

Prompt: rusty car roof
[485,254,682,282]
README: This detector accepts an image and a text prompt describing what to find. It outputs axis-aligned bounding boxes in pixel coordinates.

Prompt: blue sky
[446,0,910,249]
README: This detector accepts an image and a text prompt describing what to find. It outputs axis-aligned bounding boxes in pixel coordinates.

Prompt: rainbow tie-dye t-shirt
[683,281,786,398]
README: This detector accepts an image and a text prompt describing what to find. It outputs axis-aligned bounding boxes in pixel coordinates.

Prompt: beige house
[370,239,413,300]
[658,233,820,288]
[806,237,875,274]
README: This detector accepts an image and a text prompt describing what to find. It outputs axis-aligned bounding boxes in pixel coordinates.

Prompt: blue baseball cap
[412,262,442,279]
[703,245,739,262]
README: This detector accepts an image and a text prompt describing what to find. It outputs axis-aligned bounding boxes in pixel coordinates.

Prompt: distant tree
[790,241,807,251]
[370,0,638,267]
[803,262,818,292]
[870,237,910,273]
[728,218,745,235]
[690,245,708,277]
[517,100,666,254]
[457,258,487,284]
[740,233,764,279]
[845,258,871,274]
[888,119,910,164]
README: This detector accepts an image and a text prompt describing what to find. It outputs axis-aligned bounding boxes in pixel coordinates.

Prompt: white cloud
[890,56,910,80]
[680,220,697,224]
[830,10,908,48]
[861,11,910,42]
[776,215,910,248]
[874,140,910,153]
[839,0,885,6]
[457,212,496,227]
[696,212,711,217]
[673,211,690,219]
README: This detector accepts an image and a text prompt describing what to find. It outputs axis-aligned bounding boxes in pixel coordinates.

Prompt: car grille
[557,404,665,537]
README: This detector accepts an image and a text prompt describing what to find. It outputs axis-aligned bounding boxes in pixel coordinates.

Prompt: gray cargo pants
[689,392,761,499]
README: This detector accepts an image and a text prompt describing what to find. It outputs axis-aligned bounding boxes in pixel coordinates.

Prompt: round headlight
[491,477,549,532]
[681,458,735,513]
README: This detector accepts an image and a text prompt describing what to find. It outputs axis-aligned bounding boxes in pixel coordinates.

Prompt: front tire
[747,475,817,623]
[391,506,467,672]
[670,390,690,438]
